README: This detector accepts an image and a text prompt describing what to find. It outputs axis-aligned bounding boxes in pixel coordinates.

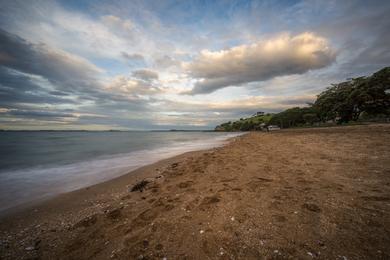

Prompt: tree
[303,113,318,125]
[214,66,390,130]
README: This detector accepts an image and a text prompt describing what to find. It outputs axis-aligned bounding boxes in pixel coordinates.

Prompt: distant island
[215,67,390,131]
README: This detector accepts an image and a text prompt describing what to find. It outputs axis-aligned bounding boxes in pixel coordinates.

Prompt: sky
[0,0,389,130]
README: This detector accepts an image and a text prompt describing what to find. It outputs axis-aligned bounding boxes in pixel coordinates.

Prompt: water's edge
[0,132,245,214]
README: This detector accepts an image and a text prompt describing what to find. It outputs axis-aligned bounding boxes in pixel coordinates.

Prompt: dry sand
[1,124,390,259]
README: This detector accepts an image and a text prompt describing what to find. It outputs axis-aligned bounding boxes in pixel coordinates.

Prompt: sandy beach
[1,124,390,259]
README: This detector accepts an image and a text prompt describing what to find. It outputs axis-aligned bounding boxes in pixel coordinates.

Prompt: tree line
[215,67,390,131]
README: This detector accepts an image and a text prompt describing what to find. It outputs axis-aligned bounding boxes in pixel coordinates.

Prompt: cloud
[101,15,133,33]
[132,69,159,81]
[0,29,156,122]
[121,52,146,64]
[0,67,76,107]
[154,55,180,68]
[0,29,104,96]
[105,75,162,95]
[186,32,336,94]
[2,109,75,119]
[153,94,315,115]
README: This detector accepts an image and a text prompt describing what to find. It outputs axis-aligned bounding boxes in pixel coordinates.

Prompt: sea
[0,131,243,213]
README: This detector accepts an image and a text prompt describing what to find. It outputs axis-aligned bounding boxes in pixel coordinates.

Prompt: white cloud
[186,32,336,94]
[105,75,162,95]
[101,15,133,33]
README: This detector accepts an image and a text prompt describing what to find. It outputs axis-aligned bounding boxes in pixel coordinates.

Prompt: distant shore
[1,124,390,259]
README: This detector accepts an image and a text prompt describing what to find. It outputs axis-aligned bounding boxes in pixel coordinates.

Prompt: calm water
[0,131,242,212]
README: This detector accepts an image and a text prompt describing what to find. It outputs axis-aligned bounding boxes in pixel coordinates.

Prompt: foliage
[215,67,390,131]
[215,114,273,131]
[314,67,390,123]
[268,107,319,128]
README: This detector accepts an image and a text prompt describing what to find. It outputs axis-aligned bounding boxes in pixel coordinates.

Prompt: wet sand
[1,124,390,259]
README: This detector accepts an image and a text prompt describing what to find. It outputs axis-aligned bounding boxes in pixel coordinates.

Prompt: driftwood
[130,180,150,192]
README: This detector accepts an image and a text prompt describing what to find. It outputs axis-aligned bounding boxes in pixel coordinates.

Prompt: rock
[25,246,35,251]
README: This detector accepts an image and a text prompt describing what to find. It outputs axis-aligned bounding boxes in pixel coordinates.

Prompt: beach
[1,124,390,259]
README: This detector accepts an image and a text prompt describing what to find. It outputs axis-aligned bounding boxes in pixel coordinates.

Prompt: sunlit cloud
[186,32,336,94]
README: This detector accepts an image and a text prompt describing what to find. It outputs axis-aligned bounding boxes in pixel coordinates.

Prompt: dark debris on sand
[130,180,150,192]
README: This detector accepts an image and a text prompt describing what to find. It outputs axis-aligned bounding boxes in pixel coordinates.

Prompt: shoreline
[0,133,245,220]
[0,132,244,216]
[1,124,390,259]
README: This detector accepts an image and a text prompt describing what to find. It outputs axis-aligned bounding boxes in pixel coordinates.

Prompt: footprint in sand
[105,207,123,220]
[199,195,221,210]
[302,203,321,213]
[219,177,238,183]
[361,196,390,201]
[73,214,98,229]
[273,214,287,222]
[177,180,194,189]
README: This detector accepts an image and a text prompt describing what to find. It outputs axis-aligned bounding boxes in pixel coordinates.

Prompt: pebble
[200,230,204,234]
[25,246,35,251]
